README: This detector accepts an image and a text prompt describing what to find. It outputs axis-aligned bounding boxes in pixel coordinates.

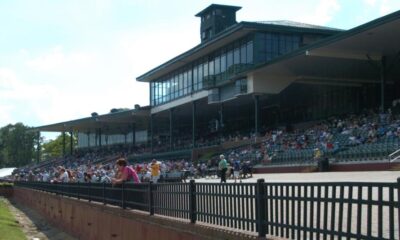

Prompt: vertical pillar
[380,56,386,112]
[62,131,66,157]
[69,131,73,155]
[124,133,127,145]
[192,101,196,148]
[87,131,90,148]
[170,108,173,150]
[150,114,154,153]
[254,95,260,136]
[131,123,136,147]
[36,132,41,164]
[219,103,224,134]
[99,128,102,148]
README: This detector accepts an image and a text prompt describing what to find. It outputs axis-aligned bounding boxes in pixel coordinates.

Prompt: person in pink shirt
[112,158,140,185]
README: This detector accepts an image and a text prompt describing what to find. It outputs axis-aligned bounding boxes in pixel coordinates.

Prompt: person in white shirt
[58,168,69,183]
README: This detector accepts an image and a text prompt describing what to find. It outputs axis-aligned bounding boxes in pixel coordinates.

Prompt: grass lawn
[0,198,25,240]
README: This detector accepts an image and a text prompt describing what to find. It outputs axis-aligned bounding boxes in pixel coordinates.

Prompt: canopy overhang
[33,107,150,134]
[247,9,400,94]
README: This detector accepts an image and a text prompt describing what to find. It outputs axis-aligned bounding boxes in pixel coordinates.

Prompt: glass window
[173,75,178,98]
[183,71,188,95]
[215,55,220,74]
[221,52,227,72]
[203,60,208,77]
[198,63,203,89]
[209,58,214,76]
[227,48,233,69]
[234,45,240,64]
[246,40,253,64]
[178,73,183,96]
[193,65,198,91]
[188,68,192,92]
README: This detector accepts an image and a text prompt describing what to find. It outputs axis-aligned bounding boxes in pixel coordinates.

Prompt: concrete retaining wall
[13,187,258,240]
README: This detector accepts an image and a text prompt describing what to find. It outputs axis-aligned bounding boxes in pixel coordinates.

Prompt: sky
[1,0,400,136]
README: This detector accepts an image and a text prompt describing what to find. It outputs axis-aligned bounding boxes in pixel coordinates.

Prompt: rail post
[103,182,106,205]
[397,177,400,240]
[122,182,126,209]
[88,182,91,202]
[189,180,197,223]
[256,178,266,237]
[148,182,154,215]
[77,182,80,200]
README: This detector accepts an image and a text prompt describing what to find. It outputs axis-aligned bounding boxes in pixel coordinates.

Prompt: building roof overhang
[33,107,150,133]
[136,22,342,83]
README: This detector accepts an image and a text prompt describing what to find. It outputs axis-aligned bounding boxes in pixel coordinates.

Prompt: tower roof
[195,4,241,17]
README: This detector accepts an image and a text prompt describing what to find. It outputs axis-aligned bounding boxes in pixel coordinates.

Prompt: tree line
[0,123,74,168]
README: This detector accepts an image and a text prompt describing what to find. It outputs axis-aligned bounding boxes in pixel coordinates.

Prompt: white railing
[389,148,400,162]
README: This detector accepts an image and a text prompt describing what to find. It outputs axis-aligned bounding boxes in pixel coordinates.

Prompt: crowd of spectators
[12,109,400,183]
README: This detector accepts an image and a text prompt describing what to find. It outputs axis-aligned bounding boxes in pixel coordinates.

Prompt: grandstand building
[34,4,400,164]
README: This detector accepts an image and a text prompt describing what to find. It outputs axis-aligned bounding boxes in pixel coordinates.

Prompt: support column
[87,131,90,148]
[69,131,73,155]
[99,128,102,148]
[131,123,136,147]
[380,56,387,112]
[62,131,66,157]
[150,114,154,153]
[36,132,41,164]
[170,108,173,151]
[219,103,224,134]
[254,95,260,136]
[192,101,196,148]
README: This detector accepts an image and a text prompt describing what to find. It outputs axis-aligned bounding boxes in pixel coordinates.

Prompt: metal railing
[390,148,400,162]
[15,179,400,239]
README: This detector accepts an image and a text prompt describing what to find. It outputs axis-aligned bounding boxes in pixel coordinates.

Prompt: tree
[41,133,77,160]
[0,123,36,167]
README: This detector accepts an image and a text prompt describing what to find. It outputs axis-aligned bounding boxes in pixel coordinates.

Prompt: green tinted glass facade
[150,35,254,106]
[150,31,302,106]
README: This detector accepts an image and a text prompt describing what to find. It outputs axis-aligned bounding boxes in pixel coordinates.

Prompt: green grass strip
[0,198,25,240]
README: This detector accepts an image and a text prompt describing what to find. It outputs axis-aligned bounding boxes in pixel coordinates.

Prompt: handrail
[389,148,400,162]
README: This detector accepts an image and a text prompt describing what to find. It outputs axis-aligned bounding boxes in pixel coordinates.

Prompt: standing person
[111,158,140,185]
[150,159,160,183]
[218,155,228,183]
[233,159,241,183]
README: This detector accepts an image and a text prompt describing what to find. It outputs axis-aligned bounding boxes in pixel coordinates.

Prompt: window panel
[227,49,233,68]
[234,45,240,64]
[183,71,188,95]
[221,53,227,72]
[209,58,214,76]
[246,40,253,64]
[240,42,246,64]
[215,55,220,74]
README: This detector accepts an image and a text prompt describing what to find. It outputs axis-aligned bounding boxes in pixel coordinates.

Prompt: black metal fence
[15,179,400,240]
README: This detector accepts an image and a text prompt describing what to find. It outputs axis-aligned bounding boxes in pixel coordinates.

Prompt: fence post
[103,182,106,205]
[122,182,126,209]
[77,182,80,200]
[256,178,266,238]
[148,182,154,215]
[88,182,91,202]
[189,180,196,224]
[397,177,400,240]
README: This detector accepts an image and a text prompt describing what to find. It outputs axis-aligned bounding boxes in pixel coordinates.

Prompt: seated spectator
[112,158,140,185]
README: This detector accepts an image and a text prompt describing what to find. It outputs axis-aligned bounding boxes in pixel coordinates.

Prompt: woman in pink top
[112,158,140,185]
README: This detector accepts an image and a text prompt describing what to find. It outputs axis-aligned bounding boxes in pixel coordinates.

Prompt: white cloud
[26,46,95,73]
[364,0,378,7]
[239,0,341,27]
[379,0,400,15]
